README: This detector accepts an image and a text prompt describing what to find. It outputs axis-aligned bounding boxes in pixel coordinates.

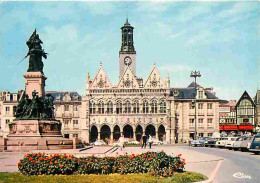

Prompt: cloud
[80,2,117,15]
[136,1,172,13]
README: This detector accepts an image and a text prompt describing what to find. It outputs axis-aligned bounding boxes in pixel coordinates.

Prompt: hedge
[18,151,185,177]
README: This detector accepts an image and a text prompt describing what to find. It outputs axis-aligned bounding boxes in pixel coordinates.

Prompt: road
[182,146,260,183]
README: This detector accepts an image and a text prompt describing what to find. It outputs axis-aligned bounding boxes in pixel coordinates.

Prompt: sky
[0,1,259,101]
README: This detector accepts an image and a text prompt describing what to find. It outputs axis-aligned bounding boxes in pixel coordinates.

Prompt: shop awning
[238,125,253,130]
[219,125,238,130]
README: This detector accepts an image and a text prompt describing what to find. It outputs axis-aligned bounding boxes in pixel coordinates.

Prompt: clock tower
[119,19,136,77]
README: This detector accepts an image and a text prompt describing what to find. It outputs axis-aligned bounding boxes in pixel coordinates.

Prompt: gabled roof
[90,64,113,89]
[117,66,140,89]
[144,64,168,89]
[236,90,255,107]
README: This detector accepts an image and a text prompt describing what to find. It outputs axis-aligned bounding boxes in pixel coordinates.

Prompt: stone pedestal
[24,72,47,99]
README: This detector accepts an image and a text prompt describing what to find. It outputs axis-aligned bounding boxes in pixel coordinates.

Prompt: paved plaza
[2,145,260,182]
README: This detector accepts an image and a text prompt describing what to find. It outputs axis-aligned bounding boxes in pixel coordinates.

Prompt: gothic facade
[81,20,175,144]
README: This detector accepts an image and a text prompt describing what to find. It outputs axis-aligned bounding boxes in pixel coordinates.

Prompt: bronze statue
[24,29,48,73]
[15,90,55,120]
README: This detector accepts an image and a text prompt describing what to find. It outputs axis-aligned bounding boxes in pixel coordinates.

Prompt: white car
[225,137,238,149]
[153,140,163,145]
[216,137,230,148]
[92,140,106,146]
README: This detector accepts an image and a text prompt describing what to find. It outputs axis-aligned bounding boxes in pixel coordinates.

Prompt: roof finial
[99,61,102,67]
[153,61,156,67]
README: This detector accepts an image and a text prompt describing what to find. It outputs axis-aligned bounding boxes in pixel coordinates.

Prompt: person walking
[148,135,153,149]
[119,135,125,151]
[141,134,147,149]
[188,136,192,146]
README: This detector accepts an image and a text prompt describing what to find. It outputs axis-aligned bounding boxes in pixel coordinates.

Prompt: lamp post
[190,71,201,140]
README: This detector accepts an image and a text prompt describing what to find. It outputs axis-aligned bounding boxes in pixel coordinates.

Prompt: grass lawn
[0,172,207,183]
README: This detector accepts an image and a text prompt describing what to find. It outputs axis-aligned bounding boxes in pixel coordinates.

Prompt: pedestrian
[188,136,192,146]
[148,135,153,149]
[141,134,147,149]
[119,134,125,151]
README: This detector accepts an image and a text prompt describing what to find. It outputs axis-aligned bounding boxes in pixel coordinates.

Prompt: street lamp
[190,71,201,140]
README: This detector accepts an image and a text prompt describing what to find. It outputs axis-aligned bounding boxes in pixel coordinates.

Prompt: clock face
[124,56,132,66]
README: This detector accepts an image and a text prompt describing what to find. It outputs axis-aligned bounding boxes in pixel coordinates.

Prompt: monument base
[0,120,83,152]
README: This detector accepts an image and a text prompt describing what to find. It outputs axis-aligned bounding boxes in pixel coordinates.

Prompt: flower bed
[18,151,185,177]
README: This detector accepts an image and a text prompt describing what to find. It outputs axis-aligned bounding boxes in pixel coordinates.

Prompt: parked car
[216,137,230,148]
[191,137,209,147]
[206,138,220,147]
[225,137,238,150]
[249,134,260,155]
[92,140,106,146]
[153,139,163,145]
[240,136,253,151]
[233,136,244,151]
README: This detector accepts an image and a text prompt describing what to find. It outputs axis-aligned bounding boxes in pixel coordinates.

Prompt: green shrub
[18,151,185,177]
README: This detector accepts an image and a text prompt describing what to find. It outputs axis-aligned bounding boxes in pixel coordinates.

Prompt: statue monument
[0,30,80,151]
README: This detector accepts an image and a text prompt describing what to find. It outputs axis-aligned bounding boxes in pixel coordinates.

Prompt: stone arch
[145,124,156,137]
[90,125,98,142]
[123,124,134,138]
[100,124,111,142]
[135,125,143,142]
[158,124,166,142]
[113,125,121,140]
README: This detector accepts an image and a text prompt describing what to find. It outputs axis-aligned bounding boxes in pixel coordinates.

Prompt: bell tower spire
[119,19,136,78]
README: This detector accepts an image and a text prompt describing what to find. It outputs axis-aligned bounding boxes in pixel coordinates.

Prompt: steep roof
[46,91,81,102]
[187,82,201,88]
[171,87,218,100]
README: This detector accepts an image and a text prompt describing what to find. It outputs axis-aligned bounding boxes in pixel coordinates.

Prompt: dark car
[205,138,219,147]
[249,134,260,155]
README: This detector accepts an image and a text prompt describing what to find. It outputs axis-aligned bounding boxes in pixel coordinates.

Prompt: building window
[125,101,131,113]
[143,100,149,113]
[208,133,213,137]
[207,118,213,127]
[151,100,157,113]
[189,103,194,109]
[6,119,10,124]
[73,120,78,127]
[198,91,203,99]
[5,107,10,115]
[189,119,194,127]
[90,100,95,114]
[107,101,113,114]
[133,101,139,113]
[74,105,78,111]
[198,103,203,109]
[116,101,122,114]
[73,134,78,138]
[207,103,212,109]
[160,101,166,113]
[98,101,104,114]
[198,119,203,127]
[64,120,69,128]
[199,133,204,137]
[65,105,69,111]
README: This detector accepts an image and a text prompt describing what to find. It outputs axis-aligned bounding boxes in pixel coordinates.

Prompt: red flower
[148,157,152,161]
[78,159,81,163]
[104,166,108,170]
[83,160,86,163]
[29,157,33,161]
[178,154,182,157]
[110,157,114,160]
[180,164,183,167]
[43,152,45,155]
[59,165,63,168]
[63,153,66,156]
[143,154,147,158]
[50,159,53,162]
[116,152,118,155]
[85,166,87,170]
[151,171,154,176]
[169,173,172,176]
[132,154,135,157]
[120,159,124,163]
[54,160,58,164]
[88,159,92,163]
[50,162,53,165]
[153,155,156,158]
[92,155,95,158]
[67,157,72,160]
[125,152,128,155]
[130,156,133,160]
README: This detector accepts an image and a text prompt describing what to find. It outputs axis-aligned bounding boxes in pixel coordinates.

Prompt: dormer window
[198,91,203,99]
[56,95,61,101]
